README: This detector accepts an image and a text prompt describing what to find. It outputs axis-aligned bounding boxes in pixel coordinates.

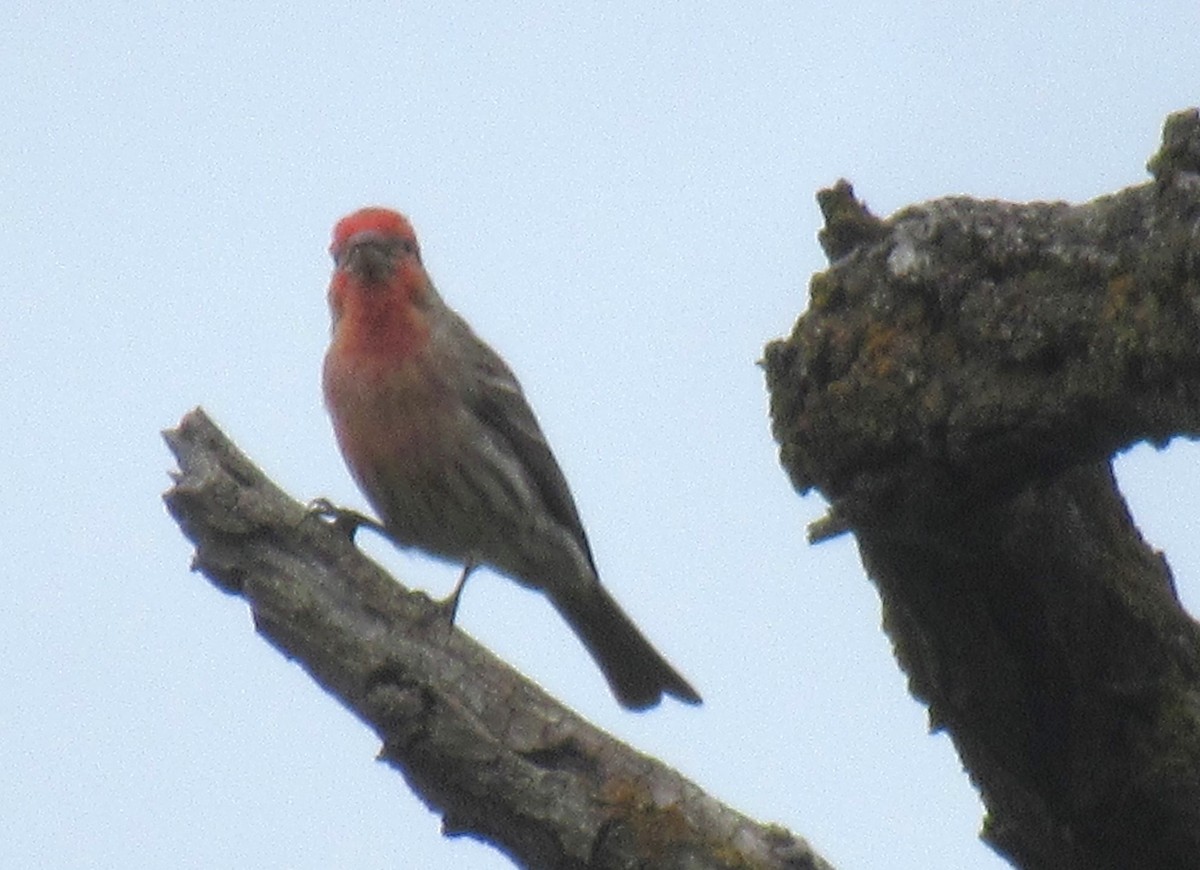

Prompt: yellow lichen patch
[599,776,693,858]
[825,378,855,399]
[808,272,842,312]
[1103,273,1136,320]
[1102,270,1172,359]
[861,321,903,378]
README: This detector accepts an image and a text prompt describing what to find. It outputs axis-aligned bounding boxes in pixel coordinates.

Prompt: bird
[320,206,700,710]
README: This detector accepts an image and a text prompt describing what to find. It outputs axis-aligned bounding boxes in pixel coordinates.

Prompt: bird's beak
[337,230,397,283]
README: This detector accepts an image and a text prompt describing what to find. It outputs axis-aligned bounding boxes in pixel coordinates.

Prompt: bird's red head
[326,207,433,360]
[331,207,420,271]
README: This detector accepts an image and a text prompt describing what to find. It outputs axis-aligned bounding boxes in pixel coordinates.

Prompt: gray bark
[163,408,829,870]
[164,107,1200,870]
[764,108,1200,869]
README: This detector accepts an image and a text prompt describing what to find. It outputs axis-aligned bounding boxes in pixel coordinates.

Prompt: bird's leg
[307,497,388,541]
[439,560,477,623]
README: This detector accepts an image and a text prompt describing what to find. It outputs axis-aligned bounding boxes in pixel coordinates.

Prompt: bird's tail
[550,584,701,710]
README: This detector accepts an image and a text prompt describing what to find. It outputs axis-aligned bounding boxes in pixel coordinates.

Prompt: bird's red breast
[323,208,450,486]
[326,207,432,365]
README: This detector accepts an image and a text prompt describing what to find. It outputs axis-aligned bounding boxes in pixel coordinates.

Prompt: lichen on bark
[765,109,1200,869]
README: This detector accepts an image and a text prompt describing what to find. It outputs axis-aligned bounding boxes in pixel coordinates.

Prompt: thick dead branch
[765,109,1200,869]
[163,408,830,870]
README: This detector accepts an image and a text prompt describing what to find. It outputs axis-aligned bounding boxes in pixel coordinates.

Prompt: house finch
[321,207,700,710]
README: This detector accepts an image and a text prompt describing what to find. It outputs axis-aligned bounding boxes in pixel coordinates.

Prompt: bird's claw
[435,561,476,625]
[433,593,461,624]
[307,497,387,541]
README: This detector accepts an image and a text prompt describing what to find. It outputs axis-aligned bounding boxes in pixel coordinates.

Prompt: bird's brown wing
[457,326,599,575]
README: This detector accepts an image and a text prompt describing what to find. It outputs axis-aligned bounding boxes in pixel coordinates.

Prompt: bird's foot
[307,498,387,541]
[435,562,476,624]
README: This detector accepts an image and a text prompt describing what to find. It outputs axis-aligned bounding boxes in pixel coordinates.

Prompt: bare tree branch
[765,109,1200,869]
[164,108,1200,870]
[163,408,830,870]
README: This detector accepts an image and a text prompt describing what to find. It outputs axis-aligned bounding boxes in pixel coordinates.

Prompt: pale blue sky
[3,3,1198,868]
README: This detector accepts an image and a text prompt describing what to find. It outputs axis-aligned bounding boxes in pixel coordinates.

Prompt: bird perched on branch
[321,206,700,710]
